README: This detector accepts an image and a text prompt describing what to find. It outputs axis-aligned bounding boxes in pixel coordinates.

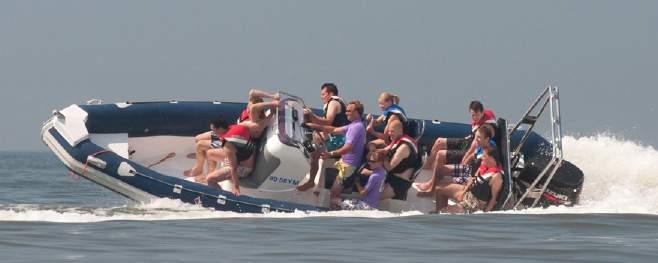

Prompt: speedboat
[41,86,584,213]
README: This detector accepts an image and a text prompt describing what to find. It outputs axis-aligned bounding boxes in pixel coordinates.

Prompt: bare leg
[297,151,321,191]
[207,159,218,174]
[382,184,396,200]
[415,150,449,192]
[424,138,447,169]
[184,140,211,177]
[435,183,464,212]
[330,178,343,209]
[441,204,466,214]
[209,144,241,195]
[195,131,212,142]
[206,147,227,163]
[206,167,232,189]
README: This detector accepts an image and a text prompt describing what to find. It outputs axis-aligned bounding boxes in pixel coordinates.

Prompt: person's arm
[484,173,503,212]
[373,114,386,126]
[461,140,478,165]
[305,123,343,135]
[249,100,278,122]
[456,177,475,201]
[355,180,367,197]
[383,145,410,172]
[321,143,353,159]
[249,89,279,101]
[304,108,321,124]
[310,100,341,126]
[223,144,241,196]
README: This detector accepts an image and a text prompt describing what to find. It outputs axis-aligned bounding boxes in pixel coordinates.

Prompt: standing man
[297,83,350,191]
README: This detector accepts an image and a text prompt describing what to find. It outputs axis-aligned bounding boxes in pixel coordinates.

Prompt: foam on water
[0,198,422,223]
[501,134,658,215]
[2,134,657,222]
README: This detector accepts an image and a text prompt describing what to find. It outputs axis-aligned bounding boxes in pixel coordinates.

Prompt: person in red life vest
[204,92,278,196]
[370,121,421,201]
[184,89,277,178]
[434,147,503,213]
[424,100,496,170]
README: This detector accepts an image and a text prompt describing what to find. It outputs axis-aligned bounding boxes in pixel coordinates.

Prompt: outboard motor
[517,156,584,207]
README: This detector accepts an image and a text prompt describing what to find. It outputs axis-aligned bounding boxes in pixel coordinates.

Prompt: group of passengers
[184,83,504,213]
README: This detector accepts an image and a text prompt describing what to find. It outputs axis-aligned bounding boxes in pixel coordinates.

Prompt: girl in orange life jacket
[435,147,504,213]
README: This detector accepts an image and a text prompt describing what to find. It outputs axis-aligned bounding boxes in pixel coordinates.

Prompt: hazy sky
[1,1,657,151]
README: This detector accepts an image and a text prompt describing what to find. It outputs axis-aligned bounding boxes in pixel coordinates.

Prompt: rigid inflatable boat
[41,86,583,213]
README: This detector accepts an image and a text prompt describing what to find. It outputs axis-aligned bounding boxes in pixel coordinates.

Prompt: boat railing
[511,85,564,210]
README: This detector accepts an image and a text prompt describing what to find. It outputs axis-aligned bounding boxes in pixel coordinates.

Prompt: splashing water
[1,134,657,222]
[503,135,658,215]
[0,198,422,223]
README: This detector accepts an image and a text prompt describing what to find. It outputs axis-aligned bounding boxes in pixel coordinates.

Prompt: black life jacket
[387,135,422,178]
[470,167,501,201]
[323,96,350,127]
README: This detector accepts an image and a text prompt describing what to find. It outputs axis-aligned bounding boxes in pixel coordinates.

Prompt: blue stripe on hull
[49,127,325,213]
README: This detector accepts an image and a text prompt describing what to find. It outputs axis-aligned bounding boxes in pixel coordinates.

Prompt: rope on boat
[82,150,113,177]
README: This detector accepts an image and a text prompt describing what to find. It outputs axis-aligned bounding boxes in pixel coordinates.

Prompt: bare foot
[193,175,207,183]
[296,181,315,191]
[183,167,203,177]
[412,182,433,192]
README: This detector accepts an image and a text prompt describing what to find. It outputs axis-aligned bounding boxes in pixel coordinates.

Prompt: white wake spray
[503,134,658,215]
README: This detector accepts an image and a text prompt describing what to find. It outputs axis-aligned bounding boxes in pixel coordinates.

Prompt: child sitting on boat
[435,147,504,213]
[341,151,387,210]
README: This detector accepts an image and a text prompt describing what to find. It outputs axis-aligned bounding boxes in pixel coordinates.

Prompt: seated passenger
[341,151,387,210]
[375,121,421,200]
[304,101,366,209]
[184,89,276,177]
[203,91,279,196]
[434,147,503,213]
[200,121,254,195]
[414,124,497,193]
[366,92,409,150]
[425,100,496,170]
[183,118,226,178]
[297,83,351,191]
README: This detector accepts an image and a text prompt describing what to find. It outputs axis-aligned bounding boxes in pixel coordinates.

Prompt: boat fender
[217,195,227,205]
[117,162,136,177]
[173,184,183,194]
[261,204,271,213]
[86,156,107,169]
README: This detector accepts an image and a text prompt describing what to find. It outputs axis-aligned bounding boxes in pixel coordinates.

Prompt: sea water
[1,135,657,262]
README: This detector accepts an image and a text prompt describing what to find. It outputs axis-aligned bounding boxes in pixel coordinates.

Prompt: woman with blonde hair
[366,92,410,150]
